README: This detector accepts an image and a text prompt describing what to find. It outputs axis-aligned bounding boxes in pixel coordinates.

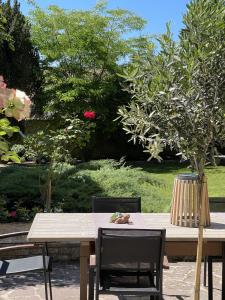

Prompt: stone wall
[0,223,80,261]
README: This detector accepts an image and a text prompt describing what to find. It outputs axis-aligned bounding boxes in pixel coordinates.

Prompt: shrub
[0,159,165,222]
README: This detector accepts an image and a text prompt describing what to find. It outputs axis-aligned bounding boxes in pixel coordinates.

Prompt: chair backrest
[209,197,225,212]
[96,228,165,290]
[91,196,141,213]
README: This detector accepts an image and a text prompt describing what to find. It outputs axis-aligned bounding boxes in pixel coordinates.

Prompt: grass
[0,159,225,215]
[129,161,225,212]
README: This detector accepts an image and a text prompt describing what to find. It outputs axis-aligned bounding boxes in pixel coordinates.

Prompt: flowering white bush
[0,75,32,162]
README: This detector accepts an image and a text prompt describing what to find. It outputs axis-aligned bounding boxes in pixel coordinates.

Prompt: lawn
[130,161,225,212]
[0,160,225,220]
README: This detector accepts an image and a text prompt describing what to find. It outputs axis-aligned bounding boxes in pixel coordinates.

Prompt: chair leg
[48,271,53,300]
[88,267,95,300]
[42,244,49,300]
[208,257,213,300]
[204,256,207,286]
[43,268,49,300]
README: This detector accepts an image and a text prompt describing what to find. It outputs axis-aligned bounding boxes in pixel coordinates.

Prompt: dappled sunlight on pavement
[0,262,222,300]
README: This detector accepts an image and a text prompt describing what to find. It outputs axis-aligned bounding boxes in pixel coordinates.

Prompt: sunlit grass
[1,160,225,214]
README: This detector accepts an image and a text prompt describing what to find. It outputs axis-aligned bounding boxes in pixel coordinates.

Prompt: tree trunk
[45,176,52,212]
[45,163,53,213]
[194,170,206,300]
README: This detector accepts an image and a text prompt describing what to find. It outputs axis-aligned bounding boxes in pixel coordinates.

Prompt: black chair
[89,228,165,300]
[91,196,169,269]
[91,196,141,213]
[90,196,141,254]
[203,197,225,300]
[0,231,53,300]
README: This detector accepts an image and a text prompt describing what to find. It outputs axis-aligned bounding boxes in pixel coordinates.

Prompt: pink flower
[0,75,32,121]
[83,111,96,120]
[9,210,17,217]
[3,89,32,121]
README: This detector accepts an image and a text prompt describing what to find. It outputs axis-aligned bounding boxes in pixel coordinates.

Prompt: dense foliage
[1,160,225,222]
[0,0,42,110]
[0,160,163,222]
[29,1,148,134]
[119,0,225,177]
[0,2,12,45]
[24,116,96,163]
[118,1,225,293]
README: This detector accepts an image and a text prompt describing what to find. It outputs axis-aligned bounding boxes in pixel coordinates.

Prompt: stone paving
[0,261,222,300]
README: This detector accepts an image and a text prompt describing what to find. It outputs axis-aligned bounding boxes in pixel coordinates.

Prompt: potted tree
[118,0,225,298]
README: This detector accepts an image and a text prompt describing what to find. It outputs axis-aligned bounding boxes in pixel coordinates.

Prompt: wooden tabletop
[27,212,225,242]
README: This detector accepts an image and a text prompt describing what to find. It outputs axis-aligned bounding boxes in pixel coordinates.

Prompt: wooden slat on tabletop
[142,213,225,241]
[27,213,96,242]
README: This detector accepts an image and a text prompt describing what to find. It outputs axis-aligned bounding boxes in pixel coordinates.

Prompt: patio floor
[0,261,222,300]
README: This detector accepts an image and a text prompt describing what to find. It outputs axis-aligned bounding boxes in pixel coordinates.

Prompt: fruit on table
[110,212,130,224]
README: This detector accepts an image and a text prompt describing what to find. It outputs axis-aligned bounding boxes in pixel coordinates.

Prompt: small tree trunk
[210,144,217,166]
[194,155,206,300]
[45,176,52,212]
[45,163,53,213]
[194,170,206,300]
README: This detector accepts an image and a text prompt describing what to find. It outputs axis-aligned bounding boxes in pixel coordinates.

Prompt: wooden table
[27,213,225,300]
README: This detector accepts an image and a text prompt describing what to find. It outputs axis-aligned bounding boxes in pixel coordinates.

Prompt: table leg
[222,242,225,300]
[80,242,90,300]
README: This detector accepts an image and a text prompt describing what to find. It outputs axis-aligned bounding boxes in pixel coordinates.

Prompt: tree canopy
[0,0,42,107]
[118,0,225,175]
[0,2,12,45]
[29,0,148,123]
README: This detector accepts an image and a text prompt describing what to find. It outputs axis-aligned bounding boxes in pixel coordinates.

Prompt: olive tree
[118,0,225,298]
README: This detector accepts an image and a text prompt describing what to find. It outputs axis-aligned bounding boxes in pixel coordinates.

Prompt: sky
[19,0,191,40]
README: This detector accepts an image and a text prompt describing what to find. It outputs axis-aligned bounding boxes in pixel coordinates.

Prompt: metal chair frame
[91,196,141,213]
[203,197,225,300]
[0,231,52,300]
[89,227,165,300]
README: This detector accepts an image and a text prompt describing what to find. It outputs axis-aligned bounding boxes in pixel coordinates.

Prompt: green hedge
[0,159,165,222]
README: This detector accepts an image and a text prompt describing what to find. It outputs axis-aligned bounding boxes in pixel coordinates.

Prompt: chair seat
[100,286,159,294]
[0,255,52,276]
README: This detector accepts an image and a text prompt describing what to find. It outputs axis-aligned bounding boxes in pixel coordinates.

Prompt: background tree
[29,1,149,140]
[0,1,12,45]
[24,115,95,211]
[118,0,225,298]
[0,0,42,113]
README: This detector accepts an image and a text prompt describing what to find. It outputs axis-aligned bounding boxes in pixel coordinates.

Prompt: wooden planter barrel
[170,174,210,227]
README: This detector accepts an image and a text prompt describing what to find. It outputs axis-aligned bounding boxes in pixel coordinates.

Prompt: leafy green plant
[119,1,225,177]
[11,144,26,158]
[2,160,225,221]
[0,195,8,222]
[28,1,150,144]
[118,1,225,297]
[15,206,30,222]
[23,115,95,211]
[0,0,43,113]
[0,118,20,163]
